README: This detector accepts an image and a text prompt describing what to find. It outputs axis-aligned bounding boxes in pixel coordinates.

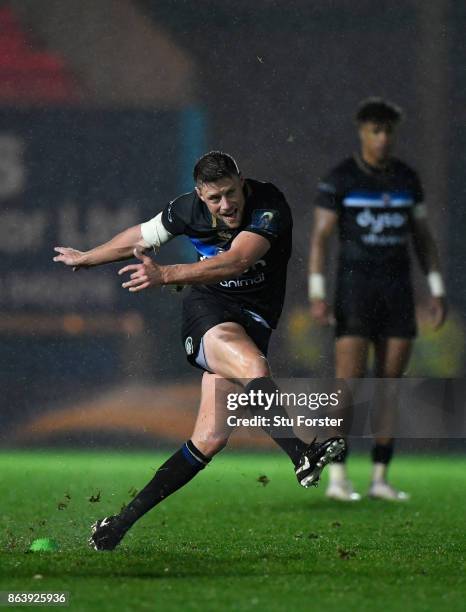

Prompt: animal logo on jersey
[250,209,279,236]
[220,258,266,289]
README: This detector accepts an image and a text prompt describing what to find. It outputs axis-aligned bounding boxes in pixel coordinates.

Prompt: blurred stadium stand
[0,0,208,448]
[7,0,196,108]
[0,6,79,104]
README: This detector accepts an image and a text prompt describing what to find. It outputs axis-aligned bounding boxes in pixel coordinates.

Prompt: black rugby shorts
[181,289,272,371]
[334,266,417,340]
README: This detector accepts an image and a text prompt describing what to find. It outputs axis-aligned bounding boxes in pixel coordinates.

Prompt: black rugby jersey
[315,155,424,269]
[160,179,292,328]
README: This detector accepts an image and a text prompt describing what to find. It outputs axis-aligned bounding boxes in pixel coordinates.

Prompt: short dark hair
[355,97,403,124]
[193,151,240,185]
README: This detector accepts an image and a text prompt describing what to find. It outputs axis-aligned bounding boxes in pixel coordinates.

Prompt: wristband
[427,271,445,297]
[308,273,326,300]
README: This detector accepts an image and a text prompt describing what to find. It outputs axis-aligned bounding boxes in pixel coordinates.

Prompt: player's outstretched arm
[118,232,271,292]
[411,215,448,330]
[308,207,338,325]
[53,224,152,270]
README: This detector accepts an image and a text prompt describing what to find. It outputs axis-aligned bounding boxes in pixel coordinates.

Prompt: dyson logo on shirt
[356,210,406,234]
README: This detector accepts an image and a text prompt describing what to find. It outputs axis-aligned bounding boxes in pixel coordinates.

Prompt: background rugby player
[308,99,447,501]
[54,151,345,550]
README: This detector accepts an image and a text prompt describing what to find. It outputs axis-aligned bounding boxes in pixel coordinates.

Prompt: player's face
[359,121,396,163]
[196,175,246,228]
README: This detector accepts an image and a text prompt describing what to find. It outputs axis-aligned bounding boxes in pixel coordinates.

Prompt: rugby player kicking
[54,151,345,550]
[308,99,447,501]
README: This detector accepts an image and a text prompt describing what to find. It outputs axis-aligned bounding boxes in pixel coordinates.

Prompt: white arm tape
[140,212,173,249]
[413,203,428,219]
[308,273,326,300]
[427,271,446,297]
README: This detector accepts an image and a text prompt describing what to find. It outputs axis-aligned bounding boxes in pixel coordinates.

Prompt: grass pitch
[1,450,465,611]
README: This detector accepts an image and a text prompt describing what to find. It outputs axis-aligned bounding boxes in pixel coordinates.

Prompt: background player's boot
[295,437,346,488]
[326,479,361,501]
[89,516,129,550]
[368,481,410,501]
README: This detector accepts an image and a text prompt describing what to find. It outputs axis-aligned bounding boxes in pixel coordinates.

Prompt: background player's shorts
[181,289,272,372]
[334,265,417,340]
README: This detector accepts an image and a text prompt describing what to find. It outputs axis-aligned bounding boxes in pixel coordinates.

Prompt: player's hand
[118,248,164,292]
[429,296,447,330]
[310,299,333,326]
[53,246,87,271]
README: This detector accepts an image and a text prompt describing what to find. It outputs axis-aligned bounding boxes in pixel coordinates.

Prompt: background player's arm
[411,215,441,275]
[411,214,447,329]
[53,212,173,269]
[118,231,271,292]
[308,207,338,325]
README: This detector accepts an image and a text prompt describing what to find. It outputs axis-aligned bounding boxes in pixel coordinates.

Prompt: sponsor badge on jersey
[250,209,279,236]
[382,192,392,206]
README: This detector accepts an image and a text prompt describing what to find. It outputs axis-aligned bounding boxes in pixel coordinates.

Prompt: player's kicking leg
[89,372,235,551]
[89,321,346,551]
[200,322,346,488]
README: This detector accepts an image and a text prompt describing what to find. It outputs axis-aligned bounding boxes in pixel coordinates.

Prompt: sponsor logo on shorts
[185,336,194,355]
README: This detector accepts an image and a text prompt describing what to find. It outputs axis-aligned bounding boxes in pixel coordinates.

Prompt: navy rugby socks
[371,441,394,465]
[118,440,210,528]
[244,377,308,465]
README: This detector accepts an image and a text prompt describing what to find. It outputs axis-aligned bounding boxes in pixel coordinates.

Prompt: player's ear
[195,184,204,202]
[357,122,366,142]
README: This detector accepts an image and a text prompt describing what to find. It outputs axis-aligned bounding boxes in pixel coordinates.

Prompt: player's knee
[192,433,228,458]
[237,354,270,379]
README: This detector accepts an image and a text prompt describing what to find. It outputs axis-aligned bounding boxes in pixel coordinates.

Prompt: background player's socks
[371,441,394,482]
[328,441,349,481]
[328,462,347,483]
[118,440,210,528]
[372,463,387,483]
[369,441,408,500]
[326,444,361,501]
[244,377,308,465]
